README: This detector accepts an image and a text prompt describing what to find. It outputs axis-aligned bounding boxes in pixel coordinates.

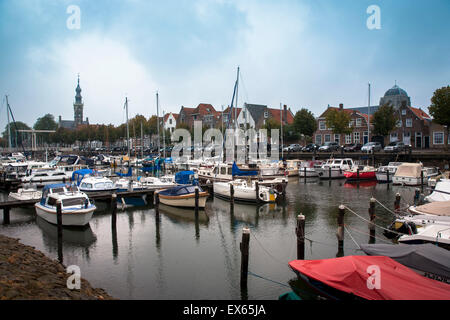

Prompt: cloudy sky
[0,0,449,129]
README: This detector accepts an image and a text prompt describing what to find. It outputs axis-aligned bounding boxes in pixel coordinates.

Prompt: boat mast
[280,102,284,159]
[162,110,166,159]
[235,67,239,131]
[368,83,371,143]
[5,95,11,149]
[156,91,160,158]
[141,121,144,159]
[125,97,130,157]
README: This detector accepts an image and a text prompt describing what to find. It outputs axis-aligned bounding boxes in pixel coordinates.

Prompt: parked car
[384,142,405,152]
[302,144,319,152]
[343,143,362,152]
[361,142,382,152]
[319,142,339,152]
[283,144,302,152]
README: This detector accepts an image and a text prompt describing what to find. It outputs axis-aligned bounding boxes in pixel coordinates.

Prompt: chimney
[283,104,287,124]
[58,115,62,123]
[339,103,344,110]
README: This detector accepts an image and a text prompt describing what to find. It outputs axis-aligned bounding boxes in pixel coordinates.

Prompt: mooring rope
[344,225,361,249]
[344,224,394,244]
[247,270,291,288]
[343,205,406,237]
[250,232,290,266]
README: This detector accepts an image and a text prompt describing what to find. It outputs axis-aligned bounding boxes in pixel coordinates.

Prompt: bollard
[56,200,63,264]
[240,227,250,288]
[255,182,260,204]
[194,186,199,217]
[111,194,117,229]
[394,193,401,212]
[336,205,345,251]
[3,208,10,225]
[296,215,305,260]
[329,167,332,180]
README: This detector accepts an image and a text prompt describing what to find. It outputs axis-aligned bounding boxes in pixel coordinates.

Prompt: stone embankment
[0,234,114,300]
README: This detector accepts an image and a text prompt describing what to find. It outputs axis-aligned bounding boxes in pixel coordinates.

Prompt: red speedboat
[344,166,376,181]
[289,256,450,300]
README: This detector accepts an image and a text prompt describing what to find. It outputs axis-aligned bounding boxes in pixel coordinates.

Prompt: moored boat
[316,158,354,179]
[157,185,209,208]
[398,223,450,250]
[375,162,403,183]
[72,169,117,193]
[34,184,96,226]
[344,166,376,181]
[213,179,277,203]
[289,255,450,300]
[9,184,42,201]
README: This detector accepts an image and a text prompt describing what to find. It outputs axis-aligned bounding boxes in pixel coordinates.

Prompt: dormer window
[264,111,269,118]
[401,109,406,116]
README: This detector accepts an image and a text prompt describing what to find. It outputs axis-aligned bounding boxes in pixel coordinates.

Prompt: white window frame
[334,134,340,144]
[356,118,362,127]
[406,118,412,127]
[401,109,407,116]
[324,134,331,143]
[319,120,326,130]
[396,120,402,128]
[390,132,398,142]
[354,132,360,143]
[315,134,322,145]
[345,134,352,144]
[433,132,444,145]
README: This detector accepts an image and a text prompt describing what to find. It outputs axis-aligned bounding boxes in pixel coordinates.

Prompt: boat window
[47,197,58,207]
[62,197,86,207]
[95,183,105,189]
[176,188,187,195]
[86,183,93,189]
[105,182,113,188]
[227,168,232,175]
[51,187,65,194]
[220,167,226,175]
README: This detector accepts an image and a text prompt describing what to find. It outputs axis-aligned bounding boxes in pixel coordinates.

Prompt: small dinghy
[34,183,96,226]
[157,185,209,208]
[360,243,450,284]
[289,256,450,300]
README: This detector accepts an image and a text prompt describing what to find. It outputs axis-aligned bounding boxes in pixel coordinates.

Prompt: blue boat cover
[72,169,95,186]
[175,171,197,185]
[115,167,132,177]
[232,162,257,177]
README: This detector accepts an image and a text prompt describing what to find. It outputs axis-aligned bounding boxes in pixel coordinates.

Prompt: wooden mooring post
[304,167,307,183]
[3,208,10,225]
[369,197,376,243]
[240,227,250,288]
[296,214,305,260]
[56,200,63,264]
[255,182,261,204]
[154,191,160,219]
[420,170,424,191]
[336,205,345,252]
[394,193,401,213]
[194,186,199,217]
[111,194,117,229]
[230,184,235,212]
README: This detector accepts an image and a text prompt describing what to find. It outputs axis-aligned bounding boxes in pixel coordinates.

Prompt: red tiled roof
[268,108,294,125]
[409,106,431,120]
[193,104,217,116]
[163,113,179,122]
[321,106,373,122]
[223,107,242,118]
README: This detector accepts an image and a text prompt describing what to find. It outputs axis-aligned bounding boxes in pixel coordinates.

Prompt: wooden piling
[282,179,287,197]
[154,191,160,218]
[386,169,390,183]
[414,188,420,206]
[56,200,63,264]
[357,168,360,180]
[329,167,332,180]
[336,205,345,250]
[194,186,199,217]
[369,197,376,243]
[420,170,424,188]
[255,182,260,204]
[240,227,250,288]
[296,214,305,260]
[394,193,401,212]
[304,167,307,183]
[3,208,10,225]
[230,184,235,211]
[111,194,117,229]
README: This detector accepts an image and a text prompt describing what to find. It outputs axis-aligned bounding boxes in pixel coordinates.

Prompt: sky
[0,0,449,129]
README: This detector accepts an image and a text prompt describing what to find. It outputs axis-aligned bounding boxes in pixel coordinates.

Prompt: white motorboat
[398,224,450,249]
[140,175,177,189]
[72,169,117,193]
[375,162,404,183]
[393,163,439,186]
[9,184,42,201]
[299,160,323,178]
[213,179,277,203]
[428,171,450,188]
[425,179,450,203]
[22,168,72,183]
[284,160,301,177]
[114,178,145,191]
[316,158,354,179]
[34,184,96,226]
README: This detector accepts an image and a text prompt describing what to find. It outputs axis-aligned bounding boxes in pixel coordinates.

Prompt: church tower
[74,74,84,127]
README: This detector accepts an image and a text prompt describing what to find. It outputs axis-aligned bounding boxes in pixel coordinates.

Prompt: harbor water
[0,178,419,299]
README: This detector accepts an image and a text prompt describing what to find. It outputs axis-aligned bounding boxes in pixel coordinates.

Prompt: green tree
[293,108,317,138]
[429,86,450,149]
[261,118,281,140]
[372,103,397,137]
[34,114,58,143]
[325,109,352,136]
[2,121,31,148]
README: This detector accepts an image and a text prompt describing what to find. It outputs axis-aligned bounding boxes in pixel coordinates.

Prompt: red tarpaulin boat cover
[289,256,450,300]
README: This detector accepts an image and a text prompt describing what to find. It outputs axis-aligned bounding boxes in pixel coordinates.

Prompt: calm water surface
[0,178,420,299]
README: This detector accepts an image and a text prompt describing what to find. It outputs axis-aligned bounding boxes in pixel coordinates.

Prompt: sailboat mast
[280,102,284,159]
[156,91,160,158]
[140,122,143,159]
[5,95,11,149]
[126,97,130,157]
[162,111,166,159]
[368,83,371,143]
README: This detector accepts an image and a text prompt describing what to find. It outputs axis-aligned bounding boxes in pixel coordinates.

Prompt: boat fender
[259,193,265,201]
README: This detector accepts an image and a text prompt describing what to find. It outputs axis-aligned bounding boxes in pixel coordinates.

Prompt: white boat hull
[376,172,392,183]
[299,168,319,177]
[158,194,208,208]
[316,168,345,179]
[393,176,428,186]
[213,182,276,203]
[35,203,95,226]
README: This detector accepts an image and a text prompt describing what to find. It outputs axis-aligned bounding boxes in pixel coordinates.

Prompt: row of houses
[161,103,295,133]
[313,85,449,149]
